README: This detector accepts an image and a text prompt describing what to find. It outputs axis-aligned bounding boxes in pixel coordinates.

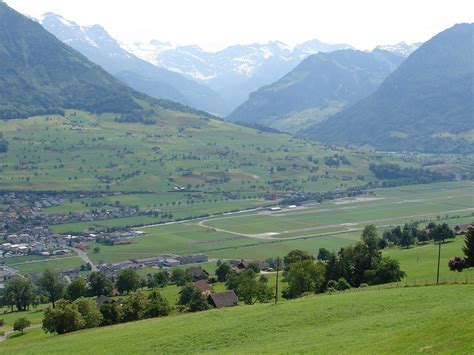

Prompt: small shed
[208,290,238,308]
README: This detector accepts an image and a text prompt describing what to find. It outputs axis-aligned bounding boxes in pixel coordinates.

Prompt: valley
[0,2,472,353]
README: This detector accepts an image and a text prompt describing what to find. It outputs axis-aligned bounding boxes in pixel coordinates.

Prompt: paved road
[68,247,97,271]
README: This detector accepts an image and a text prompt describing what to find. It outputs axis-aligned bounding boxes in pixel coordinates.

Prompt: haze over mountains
[40,13,228,115]
[127,39,353,111]
[227,49,404,132]
[304,23,474,153]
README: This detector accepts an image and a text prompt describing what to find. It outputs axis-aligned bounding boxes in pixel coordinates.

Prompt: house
[208,290,239,308]
[194,280,212,295]
[234,260,249,273]
[454,224,473,235]
[186,267,209,281]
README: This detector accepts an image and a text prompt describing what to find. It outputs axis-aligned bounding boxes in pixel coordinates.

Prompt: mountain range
[303,23,474,153]
[127,39,354,111]
[0,3,209,120]
[40,13,228,115]
[227,49,404,132]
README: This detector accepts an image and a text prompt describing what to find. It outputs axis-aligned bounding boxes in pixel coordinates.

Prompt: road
[68,247,98,271]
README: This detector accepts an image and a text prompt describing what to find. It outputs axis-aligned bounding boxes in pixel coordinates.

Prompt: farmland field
[79,181,473,268]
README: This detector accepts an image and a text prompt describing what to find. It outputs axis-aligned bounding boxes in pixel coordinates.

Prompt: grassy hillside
[0,109,398,195]
[1,284,472,354]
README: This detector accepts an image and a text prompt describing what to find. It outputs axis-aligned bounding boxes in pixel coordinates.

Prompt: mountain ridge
[303,23,474,153]
[40,12,228,115]
[227,48,404,132]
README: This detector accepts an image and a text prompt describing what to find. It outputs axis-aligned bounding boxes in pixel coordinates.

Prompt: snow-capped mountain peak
[375,41,422,57]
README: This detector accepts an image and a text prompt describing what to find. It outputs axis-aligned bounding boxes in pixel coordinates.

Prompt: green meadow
[1,285,472,354]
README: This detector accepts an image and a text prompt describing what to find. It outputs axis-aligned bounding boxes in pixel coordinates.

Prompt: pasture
[1,284,472,354]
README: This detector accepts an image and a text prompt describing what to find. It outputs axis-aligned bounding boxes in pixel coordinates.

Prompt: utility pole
[275,256,280,305]
[436,241,442,285]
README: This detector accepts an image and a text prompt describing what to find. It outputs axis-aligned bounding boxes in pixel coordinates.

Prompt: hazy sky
[7,0,474,51]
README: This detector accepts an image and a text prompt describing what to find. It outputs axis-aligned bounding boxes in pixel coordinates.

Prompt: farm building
[194,280,212,295]
[208,290,238,308]
[454,224,473,235]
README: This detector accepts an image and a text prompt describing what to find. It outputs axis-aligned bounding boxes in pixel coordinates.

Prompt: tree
[399,224,415,249]
[283,260,326,299]
[235,276,273,305]
[324,252,340,284]
[429,223,454,243]
[66,279,87,301]
[116,268,140,294]
[100,302,122,326]
[283,249,314,270]
[3,277,36,311]
[317,248,331,261]
[448,257,467,272]
[171,268,191,286]
[93,247,100,254]
[417,230,430,244]
[13,317,30,334]
[152,271,170,288]
[38,269,65,308]
[74,297,103,329]
[177,284,209,312]
[361,225,379,253]
[146,290,171,318]
[215,263,233,282]
[121,291,149,322]
[88,272,113,297]
[336,278,351,291]
[246,263,260,274]
[462,227,474,267]
[42,299,84,334]
[369,257,406,285]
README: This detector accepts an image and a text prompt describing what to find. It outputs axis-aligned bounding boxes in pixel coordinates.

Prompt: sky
[6,0,474,51]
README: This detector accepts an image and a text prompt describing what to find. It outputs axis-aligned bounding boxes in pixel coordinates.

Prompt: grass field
[1,284,472,354]
[78,181,473,266]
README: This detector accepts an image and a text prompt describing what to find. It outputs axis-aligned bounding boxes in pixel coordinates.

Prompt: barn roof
[209,290,238,308]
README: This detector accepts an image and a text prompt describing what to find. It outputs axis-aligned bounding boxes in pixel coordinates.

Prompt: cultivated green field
[1,285,472,354]
[0,110,387,196]
[81,181,473,266]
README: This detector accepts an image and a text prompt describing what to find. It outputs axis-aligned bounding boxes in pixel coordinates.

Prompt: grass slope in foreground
[2,284,473,354]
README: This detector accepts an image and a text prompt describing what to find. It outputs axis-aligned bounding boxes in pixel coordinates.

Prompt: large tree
[146,290,171,318]
[66,279,87,301]
[74,297,103,329]
[283,250,314,270]
[116,268,140,294]
[3,277,36,311]
[88,272,113,297]
[215,263,233,282]
[42,300,84,334]
[38,270,65,309]
[283,260,326,299]
[121,291,149,322]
